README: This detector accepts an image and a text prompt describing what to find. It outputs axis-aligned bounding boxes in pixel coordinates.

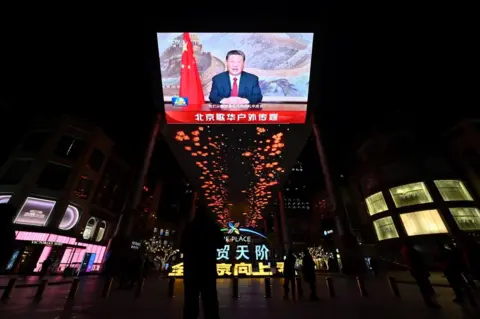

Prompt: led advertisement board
[158,33,314,124]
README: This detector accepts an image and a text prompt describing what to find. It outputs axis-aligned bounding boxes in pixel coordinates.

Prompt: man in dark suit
[209,50,263,104]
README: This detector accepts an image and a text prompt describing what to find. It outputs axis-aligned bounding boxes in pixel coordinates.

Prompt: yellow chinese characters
[216,263,232,276]
[252,262,272,276]
[168,262,184,277]
[276,262,284,274]
[168,262,285,277]
[234,263,253,276]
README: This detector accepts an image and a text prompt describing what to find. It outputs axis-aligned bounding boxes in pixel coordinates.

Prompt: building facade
[348,128,480,260]
[0,116,131,274]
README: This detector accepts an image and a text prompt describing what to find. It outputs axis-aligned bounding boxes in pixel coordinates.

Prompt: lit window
[165,230,170,237]
[95,221,107,242]
[434,180,473,201]
[160,229,164,236]
[400,209,448,236]
[389,182,433,208]
[373,217,399,241]
[450,207,480,231]
[365,192,388,215]
[82,217,98,240]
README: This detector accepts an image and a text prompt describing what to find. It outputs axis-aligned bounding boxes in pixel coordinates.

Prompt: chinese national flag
[179,32,205,106]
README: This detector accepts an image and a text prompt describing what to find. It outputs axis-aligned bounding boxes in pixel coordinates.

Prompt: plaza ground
[1,273,479,318]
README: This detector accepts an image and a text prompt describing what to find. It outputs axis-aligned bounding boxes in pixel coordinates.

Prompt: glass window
[95,221,107,242]
[373,217,399,241]
[0,160,33,185]
[14,197,56,226]
[74,175,94,200]
[36,162,72,190]
[20,131,49,153]
[88,149,105,172]
[82,217,97,240]
[165,230,170,237]
[54,136,86,159]
[450,207,480,231]
[58,205,80,230]
[365,192,388,215]
[389,182,433,208]
[434,180,473,201]
[400,209,448,236]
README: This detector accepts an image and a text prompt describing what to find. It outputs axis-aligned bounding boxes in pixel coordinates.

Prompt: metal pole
[277,191,290,253]
[310,113,365,274]
[117,113,162,237]
[310,112,342,235]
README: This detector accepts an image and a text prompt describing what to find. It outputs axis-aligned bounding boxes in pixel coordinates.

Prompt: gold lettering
[216,263,232,276]
[252,262,273,276]
[168,262,184,277]
[233,262,253,276]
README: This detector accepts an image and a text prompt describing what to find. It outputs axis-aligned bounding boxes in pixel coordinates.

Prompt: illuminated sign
[225,235,251,243]
[58,205,80,231]
[131,241,141,250]
[0,194,12,204]
[324,230,333,235]
[168,261,285,277]
[14,197,56,227]
[220,221,267,240]
[169,243,277,277]
[31,241,63,246]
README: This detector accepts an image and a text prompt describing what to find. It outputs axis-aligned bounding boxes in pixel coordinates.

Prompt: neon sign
[168,223,273,277]
[168,243,278,277]
[168,262,285,277]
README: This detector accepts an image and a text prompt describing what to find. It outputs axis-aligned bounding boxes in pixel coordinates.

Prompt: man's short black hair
[226,50,246,61]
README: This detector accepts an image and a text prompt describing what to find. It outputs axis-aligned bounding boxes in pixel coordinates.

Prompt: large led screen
[158,33,314,124]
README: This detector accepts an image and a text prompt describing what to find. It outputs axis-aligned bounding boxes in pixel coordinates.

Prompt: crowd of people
[401,236,480,308]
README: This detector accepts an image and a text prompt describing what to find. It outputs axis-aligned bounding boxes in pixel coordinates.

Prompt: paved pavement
[0,276,479,318]
[0,275,78,288]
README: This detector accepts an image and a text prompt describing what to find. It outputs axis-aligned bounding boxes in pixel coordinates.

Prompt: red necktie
[231,77,238,97]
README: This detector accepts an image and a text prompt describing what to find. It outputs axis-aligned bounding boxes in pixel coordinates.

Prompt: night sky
[1,14,476,179]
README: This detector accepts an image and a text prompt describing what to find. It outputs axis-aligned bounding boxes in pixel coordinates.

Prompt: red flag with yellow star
[179,33,205,106]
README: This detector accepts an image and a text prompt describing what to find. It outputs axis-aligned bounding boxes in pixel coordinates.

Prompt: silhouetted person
[457,234,480,283]
[283,250,296,300]
[401,241,439,308]
[0,204,17,273]
[302,248,319,300]
[180,206,224,319]
[128,251,144,289]
[437,242,477,306]
[40,257,52,278]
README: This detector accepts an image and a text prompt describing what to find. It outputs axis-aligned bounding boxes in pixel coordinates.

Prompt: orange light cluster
[241,127,286,227]
[175,127,231,226]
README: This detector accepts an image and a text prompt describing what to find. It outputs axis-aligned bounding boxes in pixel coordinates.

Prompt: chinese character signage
[168,261,285,277]
[169,243,281,277]
[158,33,313,124]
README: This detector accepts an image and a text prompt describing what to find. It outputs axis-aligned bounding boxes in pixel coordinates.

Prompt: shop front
[6,231,107,275]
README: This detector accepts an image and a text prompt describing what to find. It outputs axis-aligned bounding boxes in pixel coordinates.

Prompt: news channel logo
[172,96,188,107]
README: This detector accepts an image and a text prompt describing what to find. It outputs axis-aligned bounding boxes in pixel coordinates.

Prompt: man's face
[226,54,245,76]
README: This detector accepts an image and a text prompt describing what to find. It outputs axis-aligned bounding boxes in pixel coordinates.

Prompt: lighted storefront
[366,180,480,241]
[1,194,107,274]
[168,222,284,277]
[13,231,106,273]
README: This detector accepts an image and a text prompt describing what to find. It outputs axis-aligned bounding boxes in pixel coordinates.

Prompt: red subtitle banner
[165,111,306,124]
